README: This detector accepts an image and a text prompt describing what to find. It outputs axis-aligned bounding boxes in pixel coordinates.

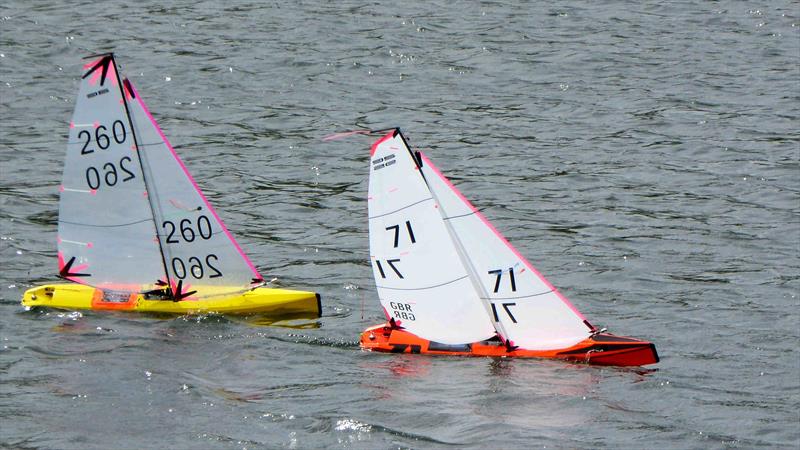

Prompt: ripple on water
[0,0,798,448]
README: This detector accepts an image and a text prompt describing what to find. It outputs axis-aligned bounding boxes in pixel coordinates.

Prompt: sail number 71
[386,221,416,248]
[488,267,517,293]
[375,259,403,279]
[491,302,518,323]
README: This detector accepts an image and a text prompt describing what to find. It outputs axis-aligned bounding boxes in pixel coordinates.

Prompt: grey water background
[1,1,798,448]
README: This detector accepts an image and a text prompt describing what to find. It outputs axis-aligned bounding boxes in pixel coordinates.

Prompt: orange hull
[360,323,659,366]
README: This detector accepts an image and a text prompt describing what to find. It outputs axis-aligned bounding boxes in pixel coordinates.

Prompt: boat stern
[554,333,660,366]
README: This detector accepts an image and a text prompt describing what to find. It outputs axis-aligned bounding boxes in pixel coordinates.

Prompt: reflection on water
[232,315,322,329]
[365,353,434,379]
[1,0,798,448]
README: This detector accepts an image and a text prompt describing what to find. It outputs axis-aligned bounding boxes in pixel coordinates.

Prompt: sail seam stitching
[375,275,469,291]
[480,289,554,300]
[368,197,433,220]
[442,211,477,220]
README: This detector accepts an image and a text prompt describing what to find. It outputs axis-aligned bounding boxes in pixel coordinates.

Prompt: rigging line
[136,141,170,147]
[376,275,469,291]
[110,56,173,292]
[367,197,433,220]
[480,290,554,301]
[442,210,478,221]
[58,218,153,228]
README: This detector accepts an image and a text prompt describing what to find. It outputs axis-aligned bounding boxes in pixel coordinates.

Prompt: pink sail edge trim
[370,131,395,157]
[126,80,262,280]
[418,151,591,324]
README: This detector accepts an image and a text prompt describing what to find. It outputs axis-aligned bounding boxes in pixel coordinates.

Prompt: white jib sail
[123,78,263,298]
[368,131,496,345]
[57,55,163,291]
[419,152,593,350]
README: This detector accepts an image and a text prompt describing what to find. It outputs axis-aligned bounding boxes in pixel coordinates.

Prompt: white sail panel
[419,152,592,350]
[57,55,163,290]
[124,79,262,298]
[369,131,495,344]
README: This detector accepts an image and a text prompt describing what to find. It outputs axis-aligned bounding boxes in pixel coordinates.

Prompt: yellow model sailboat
[23,53,320,318]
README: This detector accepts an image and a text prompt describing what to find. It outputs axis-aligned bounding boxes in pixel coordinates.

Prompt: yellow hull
[22,283,321,318]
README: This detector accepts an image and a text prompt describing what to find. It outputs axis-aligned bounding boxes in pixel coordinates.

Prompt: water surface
[1,1,798,448]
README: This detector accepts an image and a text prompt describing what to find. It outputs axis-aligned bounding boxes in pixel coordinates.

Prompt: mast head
[81,53,118,87]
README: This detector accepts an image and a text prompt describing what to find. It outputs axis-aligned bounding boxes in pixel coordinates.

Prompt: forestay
[368,131,496,345]
[57,55,163,290]
[125,79,263,297]
[419,152,593,350]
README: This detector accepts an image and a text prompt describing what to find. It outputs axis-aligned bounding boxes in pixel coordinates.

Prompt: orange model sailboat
[360,129,658,366]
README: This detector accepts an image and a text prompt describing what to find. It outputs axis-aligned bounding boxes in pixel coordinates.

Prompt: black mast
[105,53,176,299]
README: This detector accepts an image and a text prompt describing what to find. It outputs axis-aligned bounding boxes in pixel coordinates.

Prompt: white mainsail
[368,131,496,344]
[58,55,163,290]
[418,150,593,350]
[57,54,262,298]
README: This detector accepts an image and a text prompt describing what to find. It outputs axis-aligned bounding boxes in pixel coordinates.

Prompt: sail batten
[376,274,470,291]
[367,197,434,220]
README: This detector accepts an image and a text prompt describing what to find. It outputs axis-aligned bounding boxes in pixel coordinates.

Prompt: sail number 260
[162,216,213,243]
[79,120,135,190]
[171,254,222,280]
[163,216,222,280]
[79,120,127,155]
